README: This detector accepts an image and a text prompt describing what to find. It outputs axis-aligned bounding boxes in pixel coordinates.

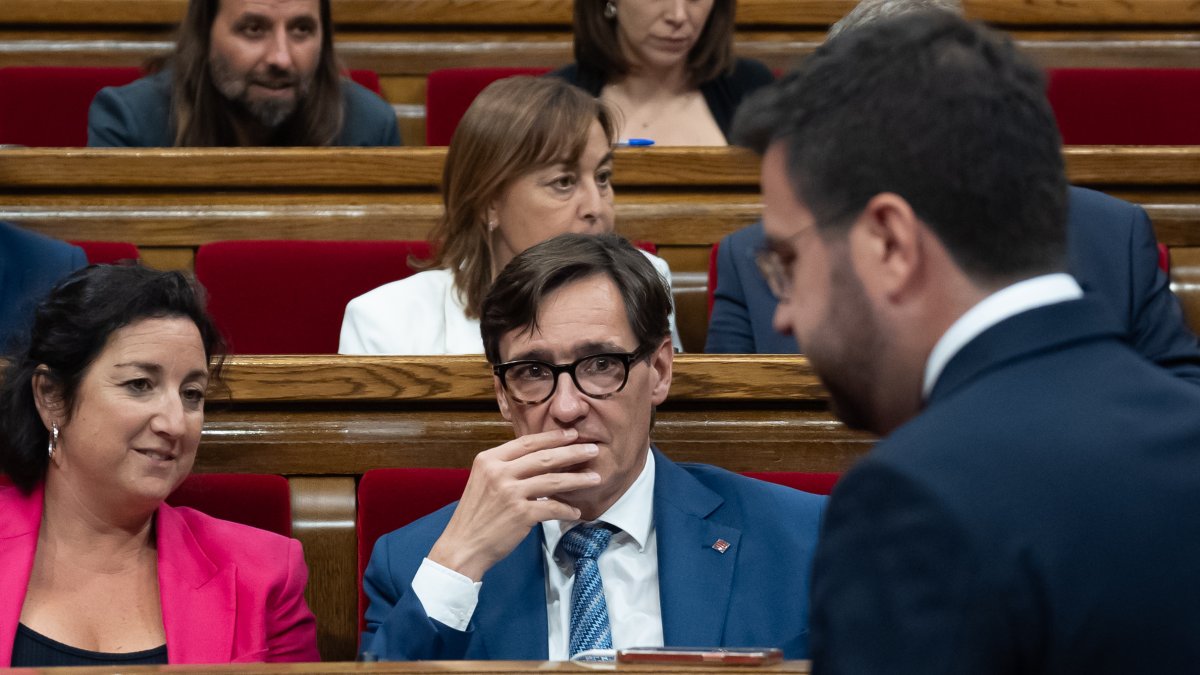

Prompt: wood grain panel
[4,147,1197,191]
[3,31,1198,73]
[3,0,1196,26]
[289,477,358,662]
[214,354,829,402]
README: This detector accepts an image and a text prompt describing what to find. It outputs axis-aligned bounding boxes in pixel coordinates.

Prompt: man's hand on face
[427,428,601,581]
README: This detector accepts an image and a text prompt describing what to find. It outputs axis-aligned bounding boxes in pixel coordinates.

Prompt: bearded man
[88,0,400,147]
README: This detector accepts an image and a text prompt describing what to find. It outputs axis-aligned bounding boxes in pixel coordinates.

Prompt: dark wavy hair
[168,0,344,146]
[0,265,226,493]
[734,10,1067,284]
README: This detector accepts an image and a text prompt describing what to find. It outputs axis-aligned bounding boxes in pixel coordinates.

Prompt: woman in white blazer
[339,76,680,355]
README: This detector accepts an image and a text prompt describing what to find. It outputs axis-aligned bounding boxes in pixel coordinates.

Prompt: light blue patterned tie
[561,524,615,658]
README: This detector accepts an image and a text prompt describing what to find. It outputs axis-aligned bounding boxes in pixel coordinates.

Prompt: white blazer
[339,253,683,355]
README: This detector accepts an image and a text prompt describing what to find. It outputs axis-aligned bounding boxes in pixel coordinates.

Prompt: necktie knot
[561,524,613,563]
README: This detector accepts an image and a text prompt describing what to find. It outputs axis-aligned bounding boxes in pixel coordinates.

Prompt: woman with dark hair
[0,265,320,667]
[553,0,773,145]
[339,76,681,354]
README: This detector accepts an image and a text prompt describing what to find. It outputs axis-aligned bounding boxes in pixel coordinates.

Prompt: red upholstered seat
[194,239,431,354]
[1047,68,1200,145]
[742,471,840,496]
[166,473,292,536]
[354,466,838,636]
[72,240,140,265]
[357,468,470,635]
[708,242,720,319]
[0,67,383,147]
[425,67,552,145]
[0,66,141,147]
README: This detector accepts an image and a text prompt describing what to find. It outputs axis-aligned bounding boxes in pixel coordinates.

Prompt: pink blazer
[0,482,320,664]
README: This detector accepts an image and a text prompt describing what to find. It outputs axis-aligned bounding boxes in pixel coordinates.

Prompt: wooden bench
[3,0,1197,143]
[196,354,864,660]
[3,145,1199,350]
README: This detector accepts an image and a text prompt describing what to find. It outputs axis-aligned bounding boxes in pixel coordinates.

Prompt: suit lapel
[930,297,1123,405]
[0,484,42,666]
[477,528,549,659]
[652,450,741,647]
[156,504,236,663]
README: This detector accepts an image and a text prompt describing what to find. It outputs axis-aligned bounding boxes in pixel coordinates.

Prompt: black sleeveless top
[10,623,168,667]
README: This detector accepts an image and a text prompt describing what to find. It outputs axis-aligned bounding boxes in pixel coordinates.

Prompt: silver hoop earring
[488,219,499,232]
[47,423,59,459]
[603,1,617,19]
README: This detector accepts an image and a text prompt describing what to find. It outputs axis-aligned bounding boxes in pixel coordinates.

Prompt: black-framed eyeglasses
[493,347,652,405]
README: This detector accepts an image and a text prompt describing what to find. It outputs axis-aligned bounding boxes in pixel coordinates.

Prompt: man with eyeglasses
[705,0,1200,386]
[736,10,1200,674]
[360,233,826,661]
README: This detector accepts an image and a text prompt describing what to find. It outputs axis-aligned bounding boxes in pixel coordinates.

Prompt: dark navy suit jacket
[705,187,1200,381]
[810,297,1200,674]
[0,222,86,353]
[87,70,401,147]
[361,448,826,660]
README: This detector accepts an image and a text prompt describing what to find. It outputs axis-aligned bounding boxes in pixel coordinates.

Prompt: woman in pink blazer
[0,265,319,666]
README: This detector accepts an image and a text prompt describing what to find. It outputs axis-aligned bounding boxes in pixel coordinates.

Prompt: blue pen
[618,138,655,147]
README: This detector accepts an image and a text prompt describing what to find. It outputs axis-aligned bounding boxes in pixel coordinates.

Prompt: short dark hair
[734,10,1067,285]
[573,0,736,88]
[169,0,344,146]
[0,265,225,493]
[481,233,671,364]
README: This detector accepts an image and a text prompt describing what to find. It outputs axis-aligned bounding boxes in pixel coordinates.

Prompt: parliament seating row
[0,67,383,147]
[189,353,862,659]
[3,66,1199,147]
[4,146,1199,350]
[2,0,1198,144]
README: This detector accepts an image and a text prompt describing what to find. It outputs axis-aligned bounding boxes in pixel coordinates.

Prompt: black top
[549,58,775,141]
[11,623,168,667]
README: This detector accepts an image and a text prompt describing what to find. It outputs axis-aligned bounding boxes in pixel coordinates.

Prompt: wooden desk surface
[29,660,812,675]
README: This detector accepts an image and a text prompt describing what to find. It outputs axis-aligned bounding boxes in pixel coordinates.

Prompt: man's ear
[31,365,66,430]
[493,375,513,422]
[647,337,673,406]
[849,192,925,304]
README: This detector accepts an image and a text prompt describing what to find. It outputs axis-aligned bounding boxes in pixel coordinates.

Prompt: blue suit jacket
[705,187,1200,381]
[87,70,401,147]
[362,448,826,660]
[0,222,86,353]
[810,297,1200,674]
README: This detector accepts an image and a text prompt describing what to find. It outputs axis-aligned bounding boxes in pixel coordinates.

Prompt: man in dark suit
[361,233,825,660]
[706,0,1200,384]
[734,11,1200,674]
[0,222,86,352]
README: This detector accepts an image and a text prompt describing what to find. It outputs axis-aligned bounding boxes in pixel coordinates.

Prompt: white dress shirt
[411,450,665,659]
[922,273,1083,398]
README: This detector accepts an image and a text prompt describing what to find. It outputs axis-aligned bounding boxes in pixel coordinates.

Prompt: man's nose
[264,27,296,71]
[548,372,588,424]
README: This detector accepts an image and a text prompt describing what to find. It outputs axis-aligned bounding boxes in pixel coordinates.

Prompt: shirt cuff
[411,557,482,631]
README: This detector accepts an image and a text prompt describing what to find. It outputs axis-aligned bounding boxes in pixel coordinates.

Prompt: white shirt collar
[542,449,656,554]
[922,273,1083,399]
